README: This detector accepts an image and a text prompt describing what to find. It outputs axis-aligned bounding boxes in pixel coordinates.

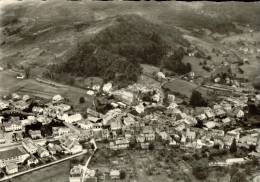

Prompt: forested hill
[44,15,188,86]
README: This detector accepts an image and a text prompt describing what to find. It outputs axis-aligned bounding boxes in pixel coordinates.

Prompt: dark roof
[0,147,27,160]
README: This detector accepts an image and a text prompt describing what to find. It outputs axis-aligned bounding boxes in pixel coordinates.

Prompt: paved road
[0,150,88,182]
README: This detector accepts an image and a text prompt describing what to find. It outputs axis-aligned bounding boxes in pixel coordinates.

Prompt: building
[3,117,22,132]
[0,100,9,110]
[143,126,155,141]
[37,146,50,158]
[62,138,83,154]
[27,156,39,167]
[110,138,129,150]
[5,162,18,174]
[110,170,120,179]
[52,95,64,104]
[0,147,29,168]
[78,120,93,130]
[52,127,70,136]
[29,130,42,139]
[112,90,135,105]
[22,138,38,154]
[64,113,83,124]
[87,108,100,118]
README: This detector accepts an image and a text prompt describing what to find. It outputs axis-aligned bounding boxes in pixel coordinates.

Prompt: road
[81,139,98,182]
[0,149,88,182]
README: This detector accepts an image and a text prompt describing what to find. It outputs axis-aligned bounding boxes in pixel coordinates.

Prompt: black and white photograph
[0,0,260,182]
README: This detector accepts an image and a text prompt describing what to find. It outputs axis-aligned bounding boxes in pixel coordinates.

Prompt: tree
[230,138,237,153]
[230,171,248,182]
[190,90,207,107]
[79,97,85,104]
[24,67,30,79]
[149,143,154,150]
[192,158,209,180]
[120,170,126,179]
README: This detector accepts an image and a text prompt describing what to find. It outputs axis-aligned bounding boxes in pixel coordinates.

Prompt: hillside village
[1,1,260,182]
[0,67,260,181]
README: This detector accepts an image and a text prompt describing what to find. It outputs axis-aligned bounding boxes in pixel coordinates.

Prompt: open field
[0,70,94,108]
[163,78,199,98]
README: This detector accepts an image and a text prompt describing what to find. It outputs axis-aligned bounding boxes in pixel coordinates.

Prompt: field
[163,78,199,98]
[0,70,94,110]
[12,161,70,182]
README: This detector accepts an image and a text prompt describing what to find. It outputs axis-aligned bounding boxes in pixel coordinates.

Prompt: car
[16,74,25,79]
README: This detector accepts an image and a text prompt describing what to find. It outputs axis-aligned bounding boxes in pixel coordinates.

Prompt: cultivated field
[0,70,94,109]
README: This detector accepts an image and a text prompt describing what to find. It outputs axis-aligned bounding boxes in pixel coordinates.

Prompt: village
[1,66,260,182]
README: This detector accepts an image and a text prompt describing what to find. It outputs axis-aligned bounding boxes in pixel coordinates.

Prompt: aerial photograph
[0,0,260,182]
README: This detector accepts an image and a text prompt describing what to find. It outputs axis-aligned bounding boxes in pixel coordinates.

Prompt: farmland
[0,70,94,110]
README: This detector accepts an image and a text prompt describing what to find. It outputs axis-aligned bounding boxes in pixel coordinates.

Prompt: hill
[44,14,189,86]
[1,1,260,87]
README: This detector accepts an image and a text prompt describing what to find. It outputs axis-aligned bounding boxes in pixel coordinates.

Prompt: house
[196,113,207,121]
[123,115,135,126]
[143,126,155,141]
[29,130,42,139]
[158,131,169,141]
[0,147,29,168]
[226,158,246,165]
[110,170,120,179]
[37,116,51,125]
[27,156,39,167]
[22,95,30,101]
[112,90,135,105]
[52,95,64,104]
[47,143,57,155]
[157,72,166,81]
[214,109,226,118]
[21,119,32,126]
[62,138,83,154]
[234,109,244,119]
[58,127,71,136]
[0,135,6,144]
[22,138,38,154]
[222,117,231,124]
[3,117,22,132]
[110,138,129,150]
[185,128,196,141]
[78,120,93,130]
[11,93,21,100]
[64,113,83,124]
[37,146,50,158]
[204,121,217,129]
[87,108,100,118]
[168,94,175,103]
[13,100,30,110]
[223,135,234,148]
[152,92,161,103]
[102,82,112,93]
[136,135,146,143]
[87,116,101,123]
[134,103,145,114]
[5,162,18,174]
[141,142,150,149]
[110,118,123,131]
[0,100,9,110]
[204,108,215,119]
[52,127,70,136]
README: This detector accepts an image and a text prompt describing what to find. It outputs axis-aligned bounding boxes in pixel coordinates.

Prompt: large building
[0,147,30,168]
[22,138,38,154]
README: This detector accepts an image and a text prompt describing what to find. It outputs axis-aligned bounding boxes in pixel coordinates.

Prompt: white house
[78,120,93,130]
[63,113,82,124]
[103,82,112,93]
[52,95,64,103]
